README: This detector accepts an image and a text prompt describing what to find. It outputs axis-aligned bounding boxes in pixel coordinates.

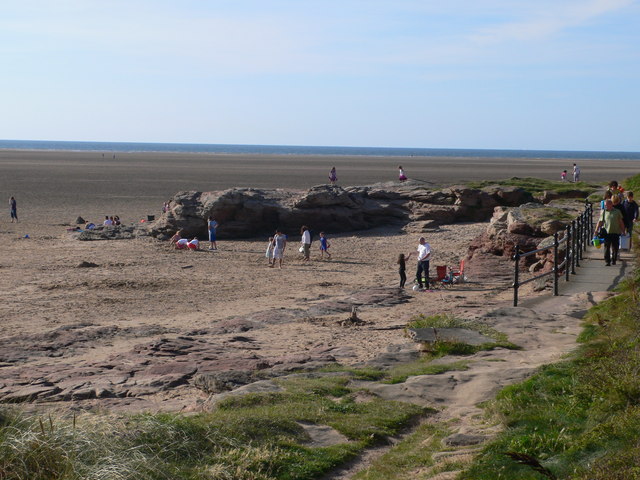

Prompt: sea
[1,139,639,160]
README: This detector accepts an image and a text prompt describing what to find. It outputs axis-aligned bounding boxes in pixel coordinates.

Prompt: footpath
[328,245,632,480]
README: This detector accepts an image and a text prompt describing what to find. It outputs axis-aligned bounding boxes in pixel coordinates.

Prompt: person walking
[207,215,219,250]
[573,163,580,182]
[271,229,287,268]
[319,232,331,260]
[415,237,431,290]
[9,196,17,223]
[594,199,626,266]
[300,225,311,262]
[622,192,639,250]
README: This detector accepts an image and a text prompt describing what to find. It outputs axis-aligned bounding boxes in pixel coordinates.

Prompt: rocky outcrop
[468,200,587,269]
[150,182,535,239]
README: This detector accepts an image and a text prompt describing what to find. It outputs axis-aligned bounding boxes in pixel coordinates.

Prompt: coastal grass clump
[406,313,519,356]
[465,177,599,196]
[458,255,640,479]
[0,375,426,480]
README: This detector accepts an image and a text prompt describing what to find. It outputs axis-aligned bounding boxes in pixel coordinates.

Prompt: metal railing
[512,202,593,306]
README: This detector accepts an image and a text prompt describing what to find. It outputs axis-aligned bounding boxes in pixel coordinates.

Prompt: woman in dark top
[397,252,412,288]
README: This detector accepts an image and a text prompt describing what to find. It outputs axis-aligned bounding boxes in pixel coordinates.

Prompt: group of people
[265,226,331,268]
[327,166,409,185]
[560,163,581,182]
[103,215,121,226]
[170,215,218,251]
[397,236,432,290]
[594,180,638,266]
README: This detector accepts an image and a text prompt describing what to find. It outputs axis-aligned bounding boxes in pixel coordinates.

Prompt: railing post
[513,244,520,307]
[571,220,577,274]
[565,225,571,282]
[574,220,580,268]
[553,232,559,296]
[578,215,584,260]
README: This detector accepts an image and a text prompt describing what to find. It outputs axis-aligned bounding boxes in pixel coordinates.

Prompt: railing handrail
[513,201,592,306]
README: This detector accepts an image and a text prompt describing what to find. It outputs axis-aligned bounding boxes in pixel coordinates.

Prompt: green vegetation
[459,252,640,479]
[407,313,519,355]
[0,375,427,480]
[465,177,599,197]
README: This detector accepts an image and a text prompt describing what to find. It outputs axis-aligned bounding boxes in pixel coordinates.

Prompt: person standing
[329,167,337,185]
[300,225,311,262]
[319,232,331,260]
[622,192,639,250]
[9,196,17,223]
[397,252,412,288]
[272,229,287,269]
[594,199,625,266]
[573,163,580,182]
[207,215,219,250]
[415,237,431,290]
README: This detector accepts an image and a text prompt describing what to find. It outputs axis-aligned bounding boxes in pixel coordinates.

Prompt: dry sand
[0,149,626,414]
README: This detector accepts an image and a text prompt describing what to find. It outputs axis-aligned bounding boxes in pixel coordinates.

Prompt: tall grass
[0,375,426,479]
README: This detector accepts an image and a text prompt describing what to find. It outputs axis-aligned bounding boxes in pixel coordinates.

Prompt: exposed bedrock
[150,182,536,239]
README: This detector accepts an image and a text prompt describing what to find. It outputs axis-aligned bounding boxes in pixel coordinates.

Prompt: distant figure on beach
[573,163,580,182]
[398,166,407,182]
[300,225,311,262]
[594,199,625,266]
[171,230,188,249]
[265,236,275,266]
[622,192,639,250]
[114,215,121,225]
[415,237,431,290]
[187,237,200,250]
[561,170,567,181]
[207,215,218,250]
[9,196,17,223]
[319,232,331,260]
[271,229,287,268]
[329,167,337,185]
[163,201,170,213]
[103,216,113,226]
[397,252,412,288]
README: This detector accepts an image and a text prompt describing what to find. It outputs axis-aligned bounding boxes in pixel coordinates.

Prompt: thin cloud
[470,0,635,44]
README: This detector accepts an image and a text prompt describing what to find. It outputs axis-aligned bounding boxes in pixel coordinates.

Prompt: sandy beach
[0,149,631,412]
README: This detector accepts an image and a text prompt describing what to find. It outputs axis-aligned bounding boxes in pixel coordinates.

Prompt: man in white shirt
[300,225,311,262]
[416,237,431,290]
[573,163,580,182]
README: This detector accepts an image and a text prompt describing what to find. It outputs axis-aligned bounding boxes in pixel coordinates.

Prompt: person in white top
[103,215,113,226]
[416,237,431,290]
[300,225,311,262]
[187,238,200,250]
[573,163,580,182]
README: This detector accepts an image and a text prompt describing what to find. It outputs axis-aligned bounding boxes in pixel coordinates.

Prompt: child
[329,167,337,185]
[265,236,275,265]
[397,252,412,288]
[561,170,567,181]
[319,232,331,259]
[398,165,407,182]
[207,215,218,250]
[187,237,200,250]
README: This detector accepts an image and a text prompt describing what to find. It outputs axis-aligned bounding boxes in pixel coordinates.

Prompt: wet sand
[0,149,637,225]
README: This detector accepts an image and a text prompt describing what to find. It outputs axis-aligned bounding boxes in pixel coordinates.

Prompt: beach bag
[299,246,304,253]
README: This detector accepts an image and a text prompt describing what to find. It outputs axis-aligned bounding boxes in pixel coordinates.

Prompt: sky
[1,0,639,151]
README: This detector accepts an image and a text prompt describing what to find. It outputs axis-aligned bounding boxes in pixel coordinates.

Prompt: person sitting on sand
[114,215,121,225]
[187,237,200,250]
[103,215,113,226]
[171,230,188,249]
[398,165,407,182]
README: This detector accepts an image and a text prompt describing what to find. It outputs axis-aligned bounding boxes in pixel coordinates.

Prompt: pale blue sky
[1,0,638,150]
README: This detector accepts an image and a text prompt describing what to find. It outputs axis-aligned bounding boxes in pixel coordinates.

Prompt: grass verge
[465,177,599,197]
[458,249,640,479]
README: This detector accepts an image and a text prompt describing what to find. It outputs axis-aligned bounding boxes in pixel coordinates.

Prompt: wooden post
[513,244,520,307]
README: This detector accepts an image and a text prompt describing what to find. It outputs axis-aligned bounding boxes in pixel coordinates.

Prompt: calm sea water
[1,139,639,160]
